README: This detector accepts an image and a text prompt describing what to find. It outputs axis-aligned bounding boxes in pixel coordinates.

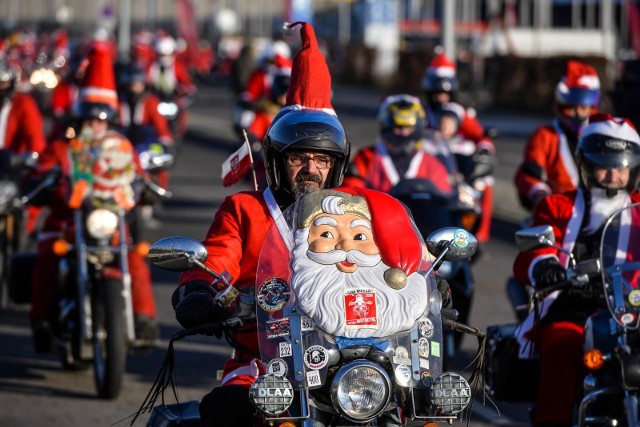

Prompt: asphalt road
[0,81,548,426]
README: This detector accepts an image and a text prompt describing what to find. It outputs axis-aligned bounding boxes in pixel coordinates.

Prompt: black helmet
[270,72,291,103]
[263,109,350,190]
[0,62,19,94]
[377,94,425,149]
[576,114,640,194]
[421,73,458,95]
[117,64,146,90]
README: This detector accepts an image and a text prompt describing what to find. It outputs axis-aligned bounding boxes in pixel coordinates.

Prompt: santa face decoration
[291,191,429,339]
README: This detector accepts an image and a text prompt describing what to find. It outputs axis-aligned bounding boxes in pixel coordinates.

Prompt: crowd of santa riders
[4,19,640,427]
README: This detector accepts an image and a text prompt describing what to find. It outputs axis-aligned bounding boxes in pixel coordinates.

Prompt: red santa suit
[514,120,580,209]
[29,134,156,323]
[118,93,173,145]
[343,140,453,194]
[178,188,289,386]
[513,188,640,424]
[0,92,46,154]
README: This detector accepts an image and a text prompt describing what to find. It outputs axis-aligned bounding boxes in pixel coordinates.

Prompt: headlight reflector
[330,360,391,422]
[86,209,118,240]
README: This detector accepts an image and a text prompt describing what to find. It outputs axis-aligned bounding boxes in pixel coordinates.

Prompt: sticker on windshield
[430,341,441,358]
[395,365,413,386]
[266,358,288,377]
[392,346,411,365]
[257,277,290,312]
[266,318,290,339]
[306,370,321,387]
[420,371,433,387]
[301,315,315,331]
[630,290,640,307]
[418,338,430,358]
[418,317,434,338]
[453,229,470,248]
[344,288,378,328]
[279,342,292,358]
[304,345,328,370]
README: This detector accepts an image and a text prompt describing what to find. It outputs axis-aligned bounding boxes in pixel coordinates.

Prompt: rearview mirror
[147,236,208,271]
[514,225,555,252]
[426,227,478,262]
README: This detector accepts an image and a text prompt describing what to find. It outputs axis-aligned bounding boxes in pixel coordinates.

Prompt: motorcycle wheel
[92,279,127,399]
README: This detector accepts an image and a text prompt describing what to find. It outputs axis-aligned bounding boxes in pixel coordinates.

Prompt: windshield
[255,188,443,390]
[600,202,640,330]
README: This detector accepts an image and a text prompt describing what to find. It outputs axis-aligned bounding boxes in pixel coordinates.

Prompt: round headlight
[86,209,119,240]
[330,360,391,422]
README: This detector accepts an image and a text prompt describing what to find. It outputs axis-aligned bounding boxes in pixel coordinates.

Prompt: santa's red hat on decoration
[427,52,457,78]
[298,187,424,290]
[77,41,119,111]
[282,21,335,115]
[555,60,601,107]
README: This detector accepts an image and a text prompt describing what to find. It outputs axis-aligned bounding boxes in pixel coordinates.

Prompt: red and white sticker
[344,288,378,329]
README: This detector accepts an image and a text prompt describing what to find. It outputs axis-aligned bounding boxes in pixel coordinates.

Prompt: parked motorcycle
[135,219,483,426]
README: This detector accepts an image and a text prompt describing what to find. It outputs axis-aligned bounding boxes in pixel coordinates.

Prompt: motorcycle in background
[136,221,482,426]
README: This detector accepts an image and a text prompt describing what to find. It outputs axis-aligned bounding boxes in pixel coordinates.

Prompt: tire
[92,279,127,399]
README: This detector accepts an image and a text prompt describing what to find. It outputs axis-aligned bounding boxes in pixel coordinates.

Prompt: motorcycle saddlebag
[147,401,201,427]
[485,323,539,402]
[8,252,37,304]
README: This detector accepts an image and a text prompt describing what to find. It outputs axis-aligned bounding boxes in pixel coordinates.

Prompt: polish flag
[221,140,252,187]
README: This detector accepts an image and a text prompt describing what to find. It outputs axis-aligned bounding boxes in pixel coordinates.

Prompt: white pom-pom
[282,22,294,36]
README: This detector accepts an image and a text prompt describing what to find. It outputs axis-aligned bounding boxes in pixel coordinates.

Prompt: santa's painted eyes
[320,231,334,238]
[354,233,368,241]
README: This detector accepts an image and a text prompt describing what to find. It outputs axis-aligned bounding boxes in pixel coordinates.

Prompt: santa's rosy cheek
[308,238,336,253]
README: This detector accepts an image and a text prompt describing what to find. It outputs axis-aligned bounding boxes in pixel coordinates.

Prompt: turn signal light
[277,423,296,427]
[52,239,71,256]
[423,423,440,427]
[460,212,477,232]
[584,349,605,370]
[136,241,151,257]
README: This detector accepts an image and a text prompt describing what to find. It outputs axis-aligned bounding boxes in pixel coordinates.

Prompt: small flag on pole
[221,139,252,187]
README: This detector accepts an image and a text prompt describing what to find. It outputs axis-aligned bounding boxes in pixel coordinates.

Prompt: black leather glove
[436,275,453,310]
[171,281,230,337]
[532,258,567,289]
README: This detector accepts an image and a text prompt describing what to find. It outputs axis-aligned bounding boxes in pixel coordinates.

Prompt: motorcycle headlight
[86,209,118,240]
[158,102,178,116]
[330,360,391,422]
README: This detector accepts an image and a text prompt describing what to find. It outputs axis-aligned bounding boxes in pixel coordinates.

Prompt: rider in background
[423,102,495,243]
[513,114,640,426]
[514,60,601,211]
[343,94,451,194]
[420,49,494,152]
[28,41,158,353]
[146,31,196,140]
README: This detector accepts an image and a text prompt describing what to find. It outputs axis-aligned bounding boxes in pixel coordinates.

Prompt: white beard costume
[290,227,428,338]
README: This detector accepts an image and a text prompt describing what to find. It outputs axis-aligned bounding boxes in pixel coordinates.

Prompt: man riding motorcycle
[514,60,601,210]
[512,113,640,426]
[343,93,451,194]
[28,41,158,353]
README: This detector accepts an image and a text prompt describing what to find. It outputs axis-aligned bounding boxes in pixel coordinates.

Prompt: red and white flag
[221,140,253,187]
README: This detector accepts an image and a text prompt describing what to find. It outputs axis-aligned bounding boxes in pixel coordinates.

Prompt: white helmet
[155,35,177,57]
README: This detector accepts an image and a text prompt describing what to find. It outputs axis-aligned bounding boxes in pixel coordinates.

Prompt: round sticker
[418,318,434,338]
[630,290,640,307]
[418,337,430,358]
[266,358,289,377]
[392,346,411,365]
[453,229,470,248]
[621,312,636,325]
[420,371,433,387]
[304,345,328,370]
[394,365,413,386]
[257,277,290,312]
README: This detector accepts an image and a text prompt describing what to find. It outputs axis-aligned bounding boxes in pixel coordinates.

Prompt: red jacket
[178,189,287,365]
[146,58,195,96]
[343,141,453,194]
[1,92,46,154]
[50,80,78,118]
[514,121,579,208]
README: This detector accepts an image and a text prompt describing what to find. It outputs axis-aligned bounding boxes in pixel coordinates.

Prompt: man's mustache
[295,173,322,184]
[307,249,381,267]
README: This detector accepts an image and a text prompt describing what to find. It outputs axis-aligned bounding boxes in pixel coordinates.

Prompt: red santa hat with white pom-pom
[581,113,640,143]
[280,21,336,116]
[426,51,457,78]
[77,41,119,111]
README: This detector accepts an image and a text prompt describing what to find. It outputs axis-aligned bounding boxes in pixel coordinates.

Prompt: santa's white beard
[290,228,428,338]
